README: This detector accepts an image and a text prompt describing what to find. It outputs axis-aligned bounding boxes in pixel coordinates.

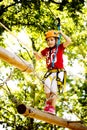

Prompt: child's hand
[33,51,37,56]
[58,30,63,34]
[33,51,43,60]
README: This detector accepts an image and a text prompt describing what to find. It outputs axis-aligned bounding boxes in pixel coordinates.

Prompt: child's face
[47,37,56,48]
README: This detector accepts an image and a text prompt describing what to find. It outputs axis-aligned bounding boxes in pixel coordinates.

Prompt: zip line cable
[45,4,57,20]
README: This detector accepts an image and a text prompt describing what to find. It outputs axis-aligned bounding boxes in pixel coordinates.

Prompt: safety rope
[0,70,20,106]
[0,22,34,73]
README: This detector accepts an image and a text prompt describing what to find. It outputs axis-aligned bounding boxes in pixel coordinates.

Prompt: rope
[0,22,33,52]
[0,70,20,106]
[0,22,34,72]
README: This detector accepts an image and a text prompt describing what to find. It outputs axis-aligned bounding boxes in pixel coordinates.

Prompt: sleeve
[41,48,47,56]
[59,43,65,50]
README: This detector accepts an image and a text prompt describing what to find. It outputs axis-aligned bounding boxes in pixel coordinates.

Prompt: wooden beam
[17,104,87,130]
[0,47,34,73]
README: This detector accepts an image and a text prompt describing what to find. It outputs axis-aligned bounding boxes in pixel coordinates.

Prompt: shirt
[41,44,65,69]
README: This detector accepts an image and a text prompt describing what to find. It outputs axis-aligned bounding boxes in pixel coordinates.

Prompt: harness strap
[51,41,60,68]
[44,71,52,79]
[51,18,61,68]
[43,69,66,93]
[63,70,67,92]
[57,70,67,93]
[46,68,64,73]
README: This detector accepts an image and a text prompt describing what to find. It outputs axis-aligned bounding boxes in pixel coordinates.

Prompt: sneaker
[44,105,55,115]
[47,105,55,114]
[44,104,49,111]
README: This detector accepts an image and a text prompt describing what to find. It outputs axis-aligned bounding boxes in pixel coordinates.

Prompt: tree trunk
[17,104,87,130]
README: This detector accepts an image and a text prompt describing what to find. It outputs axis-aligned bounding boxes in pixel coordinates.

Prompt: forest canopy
[0,0,87,129]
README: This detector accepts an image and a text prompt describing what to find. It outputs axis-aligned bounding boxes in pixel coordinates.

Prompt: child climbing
[34,30,71,114]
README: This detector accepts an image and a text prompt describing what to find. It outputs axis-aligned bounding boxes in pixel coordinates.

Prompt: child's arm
[33,51,43,60]
[59,31,71,48]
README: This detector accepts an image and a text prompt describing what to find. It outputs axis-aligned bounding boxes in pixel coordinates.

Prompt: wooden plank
[0,47,34,73]
[17,104,87,130]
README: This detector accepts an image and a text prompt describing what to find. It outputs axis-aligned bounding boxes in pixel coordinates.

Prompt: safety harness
[43,69,67,93]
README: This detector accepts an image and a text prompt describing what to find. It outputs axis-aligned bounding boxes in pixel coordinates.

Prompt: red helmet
[45,30,59,39]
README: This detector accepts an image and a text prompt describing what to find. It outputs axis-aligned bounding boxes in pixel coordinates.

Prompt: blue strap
[51,38,60,67]
[57,17,61,45]
[51,18,61,68]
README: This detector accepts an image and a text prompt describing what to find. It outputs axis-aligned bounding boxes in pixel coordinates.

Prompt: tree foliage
[0,0,87,129]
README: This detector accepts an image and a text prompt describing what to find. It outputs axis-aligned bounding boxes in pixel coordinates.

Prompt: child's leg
[44,73,57,114]
[44,78,51,104]
[45,92,57,106]
[50,92,57,108]
[44,87,57,114]
[45,92,52,105]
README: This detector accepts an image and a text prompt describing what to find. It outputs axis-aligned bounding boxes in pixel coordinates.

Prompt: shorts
[44,71,64,94]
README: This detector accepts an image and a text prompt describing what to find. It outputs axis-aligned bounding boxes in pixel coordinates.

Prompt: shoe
[44,99,51,111]
[44,105,55,115]
[44,104,49,112]
[48,105,55,114]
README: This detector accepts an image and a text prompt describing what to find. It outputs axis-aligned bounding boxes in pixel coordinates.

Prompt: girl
[34,30,71,114]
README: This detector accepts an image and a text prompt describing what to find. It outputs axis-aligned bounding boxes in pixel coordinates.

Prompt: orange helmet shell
[45,30,59,39]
